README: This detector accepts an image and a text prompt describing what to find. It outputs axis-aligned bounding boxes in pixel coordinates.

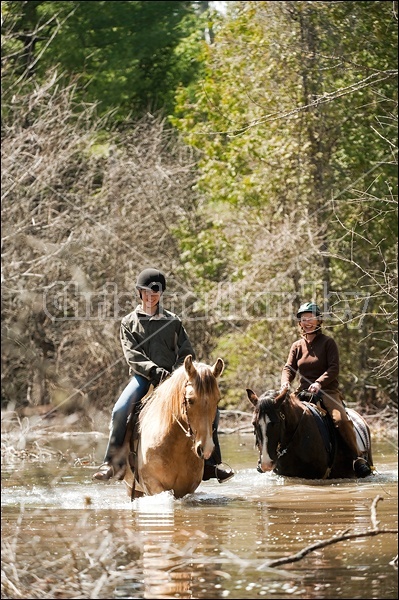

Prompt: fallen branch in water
[258,495,398,570]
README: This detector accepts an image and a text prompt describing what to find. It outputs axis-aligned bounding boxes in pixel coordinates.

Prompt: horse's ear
[211,358,224,379]
[275,389,287,402]
[246,388,259,407]
[184,355,197,379]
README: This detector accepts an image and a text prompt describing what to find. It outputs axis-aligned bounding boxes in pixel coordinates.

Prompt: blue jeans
[103,374,150,465]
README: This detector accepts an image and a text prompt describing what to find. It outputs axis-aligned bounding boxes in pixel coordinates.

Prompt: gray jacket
[120,305,195,379]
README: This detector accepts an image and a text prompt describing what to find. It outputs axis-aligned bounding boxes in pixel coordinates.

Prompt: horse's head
[246,388,287,472]
[183,355,224,460]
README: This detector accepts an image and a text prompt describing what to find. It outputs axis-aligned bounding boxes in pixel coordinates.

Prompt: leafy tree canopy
[1,0,208,118]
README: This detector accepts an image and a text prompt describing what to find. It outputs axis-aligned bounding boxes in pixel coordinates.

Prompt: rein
[275,403,307,459]
[275,402,332,479]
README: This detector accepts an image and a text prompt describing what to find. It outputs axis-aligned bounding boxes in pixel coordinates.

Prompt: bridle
[172,380,195,439]
[254,393,307,462]
[274,404,307,459]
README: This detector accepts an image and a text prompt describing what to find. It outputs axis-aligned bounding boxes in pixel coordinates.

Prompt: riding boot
[202,415,234,483]
[203,461,235,483]
[336,420,372,478]
[92,457,126,481]
[93,418,132,481]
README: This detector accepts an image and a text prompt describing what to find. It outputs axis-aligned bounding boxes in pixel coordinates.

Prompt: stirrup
[92,463,114,481]
[215,462,235,484]
[93,462,126,481]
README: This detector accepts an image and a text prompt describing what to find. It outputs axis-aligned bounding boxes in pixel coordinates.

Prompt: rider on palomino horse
[92,268,234,484]
[280,302,372,478]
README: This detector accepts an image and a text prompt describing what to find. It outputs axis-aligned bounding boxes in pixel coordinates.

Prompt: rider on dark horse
[280,302,372,478]
[92,268,234,483]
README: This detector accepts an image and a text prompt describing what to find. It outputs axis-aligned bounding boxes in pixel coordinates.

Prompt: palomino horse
[247,388,374,479]
[124,354,224,499]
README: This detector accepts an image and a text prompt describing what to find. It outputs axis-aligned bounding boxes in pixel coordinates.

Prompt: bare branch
[258,495,398,570]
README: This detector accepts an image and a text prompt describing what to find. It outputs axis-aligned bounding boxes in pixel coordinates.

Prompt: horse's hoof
[354,458,372,478]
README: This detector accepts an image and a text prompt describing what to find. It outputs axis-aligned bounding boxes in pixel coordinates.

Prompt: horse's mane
[257,389,282,420]
[139,362,220,440]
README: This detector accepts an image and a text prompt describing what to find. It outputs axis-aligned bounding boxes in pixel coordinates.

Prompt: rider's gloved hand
[279,382,290,394]
[304,382,322,403]
[150,367,170,387]
[308,382,321,394]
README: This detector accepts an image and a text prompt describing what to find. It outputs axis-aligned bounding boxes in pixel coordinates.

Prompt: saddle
[297,389,325,407]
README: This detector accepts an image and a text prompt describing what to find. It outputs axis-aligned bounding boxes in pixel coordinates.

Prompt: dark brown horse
[124,355,224,499]
[247,388,374,479]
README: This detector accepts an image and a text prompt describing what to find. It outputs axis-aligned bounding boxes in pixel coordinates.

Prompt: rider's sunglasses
[144,284,162,293]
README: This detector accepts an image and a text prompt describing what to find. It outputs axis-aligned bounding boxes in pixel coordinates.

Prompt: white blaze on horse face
[201,425,215,460]
[185,383,215,460]
[259,414,274,471]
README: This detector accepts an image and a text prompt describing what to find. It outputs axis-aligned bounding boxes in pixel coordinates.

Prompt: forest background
[1,0,398,427]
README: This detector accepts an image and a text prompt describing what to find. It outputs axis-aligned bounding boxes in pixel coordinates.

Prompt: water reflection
[1,434,398,599]
[133,494,193,599]
[128,492,234,599]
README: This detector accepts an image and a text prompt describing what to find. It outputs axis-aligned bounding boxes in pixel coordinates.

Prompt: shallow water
[1,433,398,599]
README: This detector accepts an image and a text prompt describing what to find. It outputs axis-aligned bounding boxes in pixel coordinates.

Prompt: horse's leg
[138,437,204,497]
[135,441,168,496]
[123,461,146,499]
[139,463,171,495]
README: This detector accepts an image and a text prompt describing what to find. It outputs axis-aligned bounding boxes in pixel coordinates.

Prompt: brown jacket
[281,331,340,392]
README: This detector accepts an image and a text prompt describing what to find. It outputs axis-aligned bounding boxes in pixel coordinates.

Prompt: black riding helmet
[136,268,166,293]
[296,302,322,319]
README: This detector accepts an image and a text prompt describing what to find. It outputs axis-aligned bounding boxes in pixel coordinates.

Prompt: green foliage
[1,0,205,118]
[173,0,398,400]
